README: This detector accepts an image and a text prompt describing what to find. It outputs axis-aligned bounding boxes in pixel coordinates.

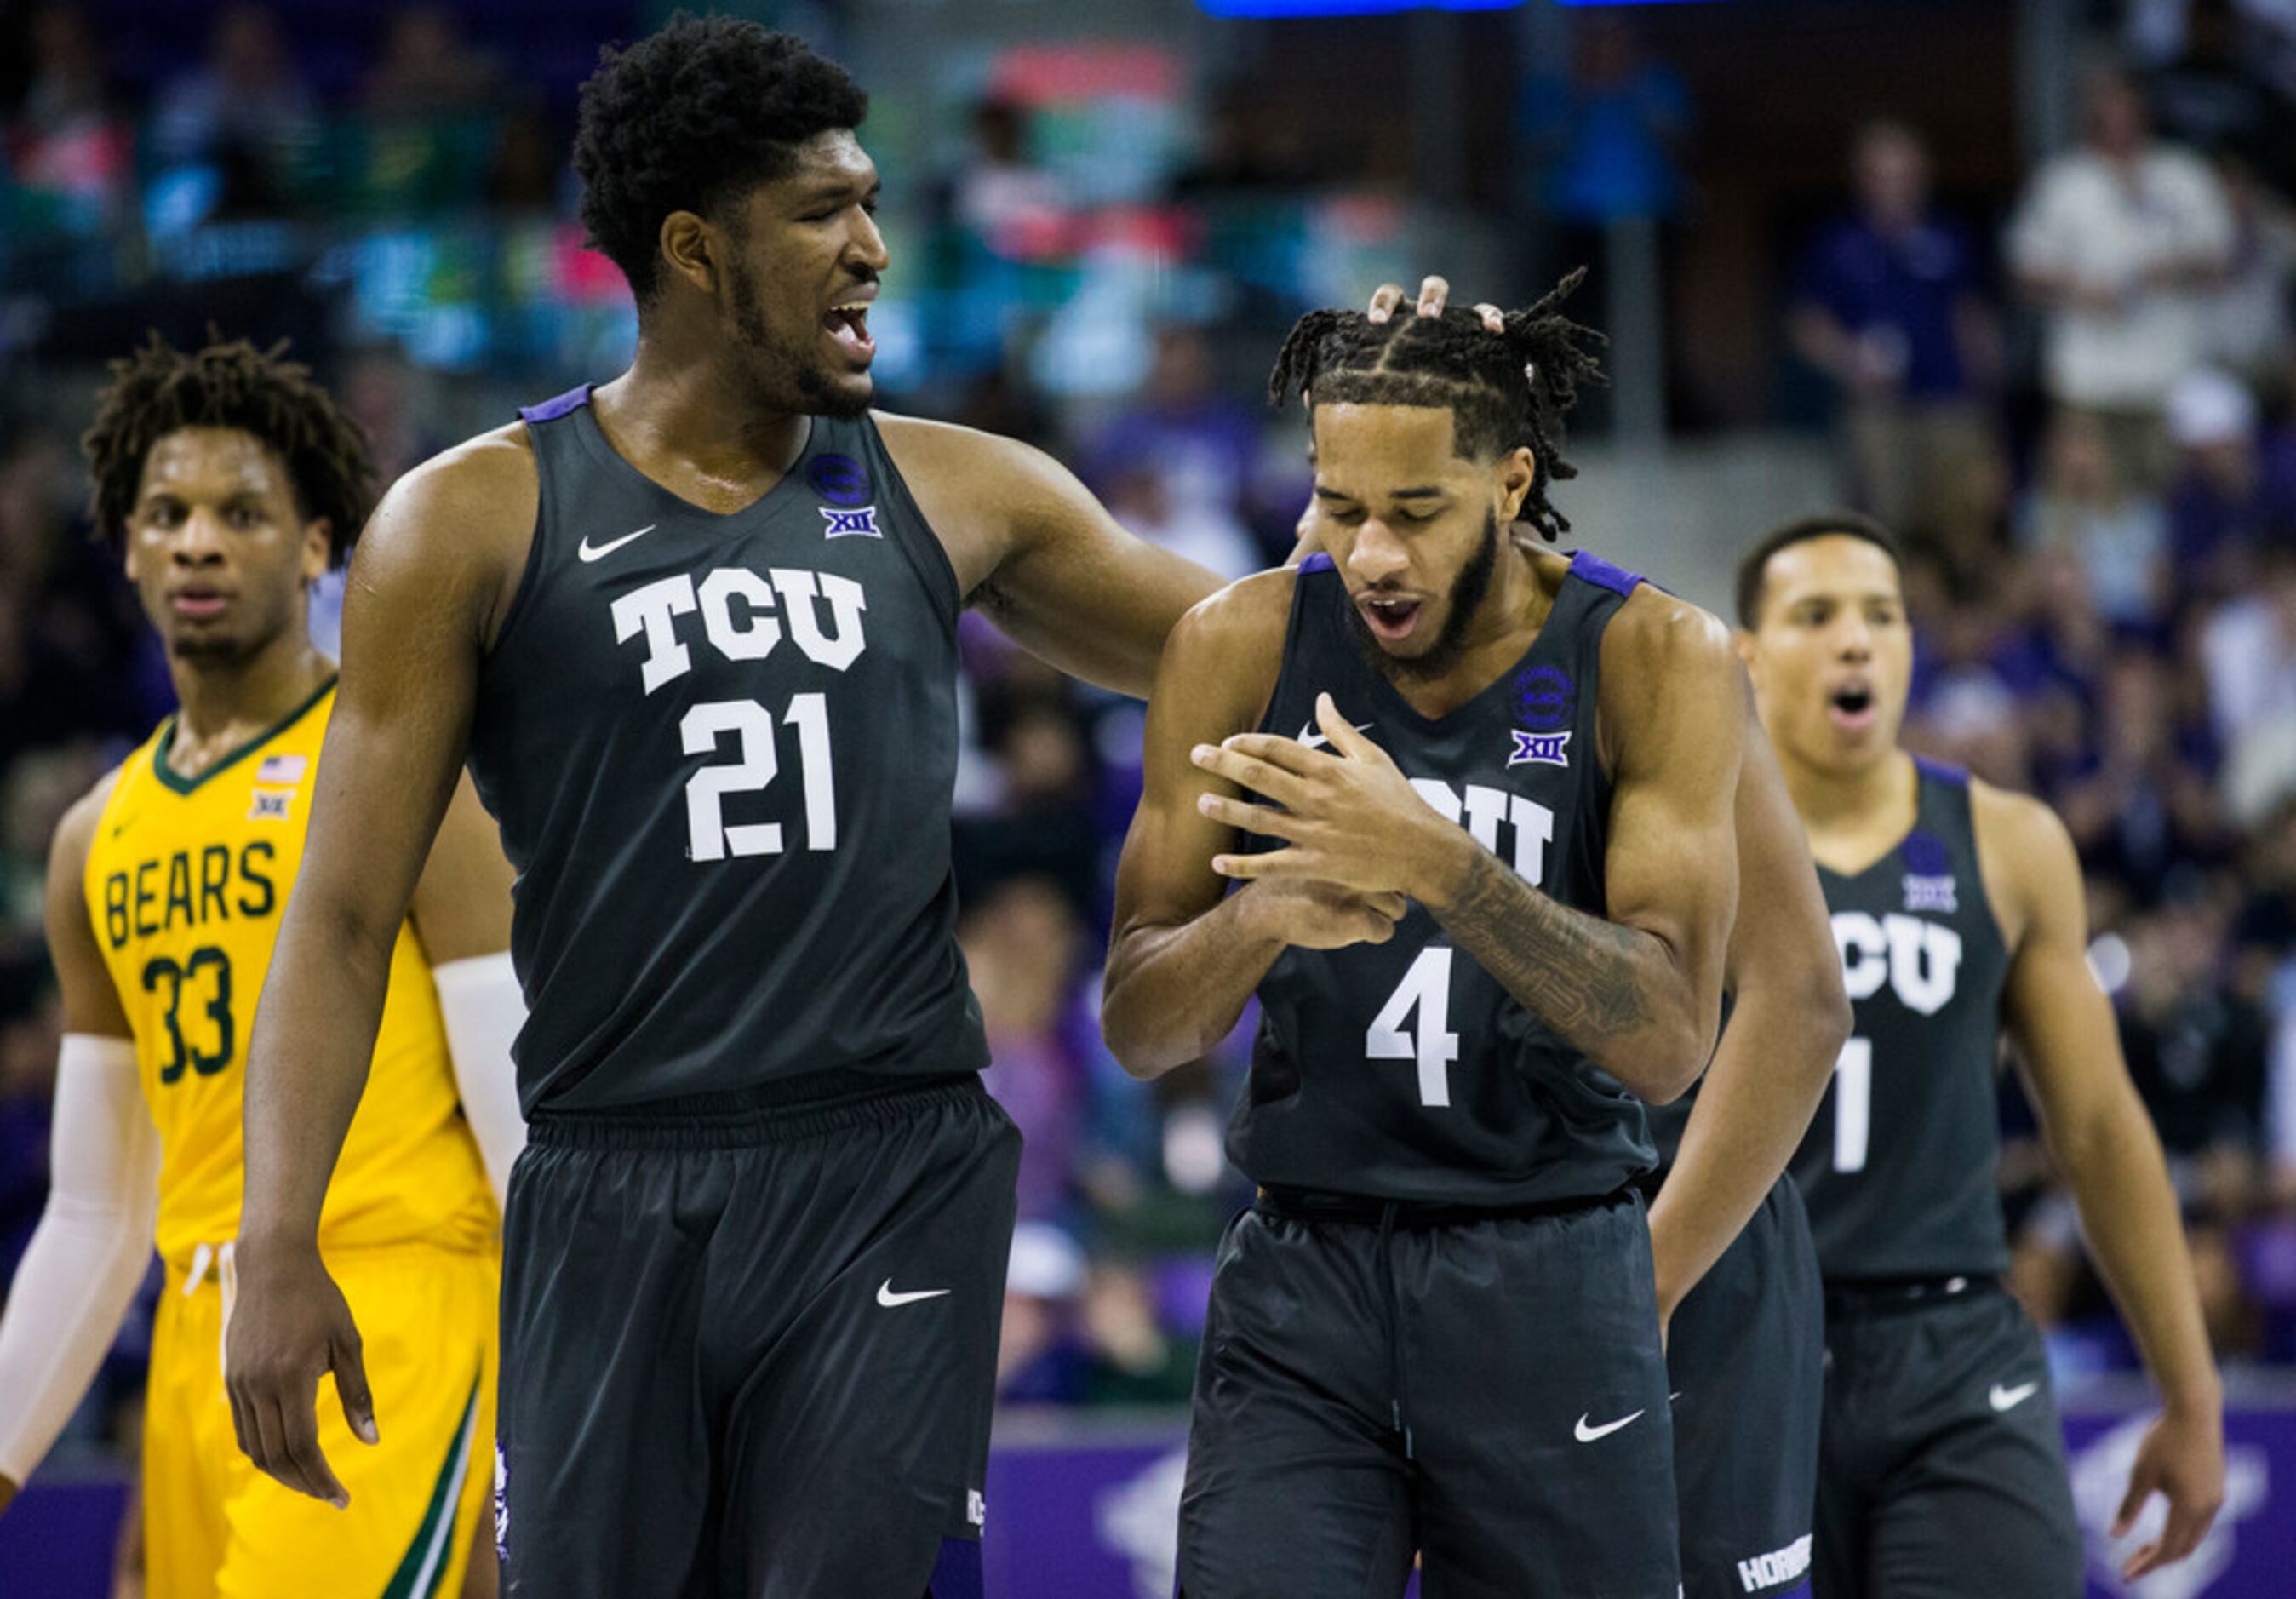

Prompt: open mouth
[1829,682,1877,731]
[823,301,875,364]
[1359,593,1423,644]
[170,587,230,621]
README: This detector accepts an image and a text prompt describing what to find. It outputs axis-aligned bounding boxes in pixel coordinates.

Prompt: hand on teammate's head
[1366,277,1503,333]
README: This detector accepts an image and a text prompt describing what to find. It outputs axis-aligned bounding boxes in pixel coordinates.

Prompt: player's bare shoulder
[1130,565,1298,759]
[1176,566,1296,656]
[1163,566,1297,709]
[872,410,1077,596]
[1604,577,1736,676]
[49,764,126,881]
[353,421,540,646]
[1589,565,1738,771]
[871,410,1039,488]
[1967,775,2079,951]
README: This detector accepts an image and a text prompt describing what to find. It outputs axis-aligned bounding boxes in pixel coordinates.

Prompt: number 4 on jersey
[1367,946,1460,1107]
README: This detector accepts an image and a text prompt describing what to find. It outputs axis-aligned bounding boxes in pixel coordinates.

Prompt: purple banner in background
[5,1401,2290,1596]
[2061,1407,2292,1599]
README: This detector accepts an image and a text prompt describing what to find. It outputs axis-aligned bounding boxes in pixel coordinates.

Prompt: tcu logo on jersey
[1832,910,1962,1017]
[1409,777,1555,885]
[610,566,869,694]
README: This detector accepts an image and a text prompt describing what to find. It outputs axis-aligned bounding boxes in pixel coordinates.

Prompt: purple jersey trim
[518,384,593,424]
[1297,552,1336,575]
[1568,548,1644,598]
[1912,754,1968,788]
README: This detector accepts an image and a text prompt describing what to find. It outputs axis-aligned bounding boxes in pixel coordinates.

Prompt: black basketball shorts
[1812,1280,2082,1599]
[1667,1175,1824,1599]
[1179,1186,1681,1599]
[495,1071,1019,1599]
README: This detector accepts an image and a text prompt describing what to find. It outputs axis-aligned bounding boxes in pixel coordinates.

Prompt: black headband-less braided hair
[81,332,377,567]
[1267,268,1606,542]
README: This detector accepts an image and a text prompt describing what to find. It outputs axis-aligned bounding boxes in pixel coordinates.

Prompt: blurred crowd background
[3,0,2296,1473]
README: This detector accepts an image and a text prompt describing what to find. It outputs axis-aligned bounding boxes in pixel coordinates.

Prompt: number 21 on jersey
[680,694,835,861]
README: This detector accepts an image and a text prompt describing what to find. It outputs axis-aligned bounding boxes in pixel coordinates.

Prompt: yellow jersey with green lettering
[83,679,496,1271]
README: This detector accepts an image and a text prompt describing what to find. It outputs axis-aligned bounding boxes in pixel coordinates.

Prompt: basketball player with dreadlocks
[1348,279,1846,1599]
[1106,280,1840,1596]
[0,336,524,1597]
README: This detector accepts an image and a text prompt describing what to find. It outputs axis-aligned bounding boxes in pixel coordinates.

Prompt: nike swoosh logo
[1296,720,1372,752]
[577,524,657,563]
[1573,1408,1646,1443]
[1989,1381,2040,1413]
[876,1280,952,1309]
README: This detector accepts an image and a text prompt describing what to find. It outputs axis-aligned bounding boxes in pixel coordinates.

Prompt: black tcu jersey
[1789,757,2013,1281]
[1230,549,1656,1207]
[467,388,990,1114]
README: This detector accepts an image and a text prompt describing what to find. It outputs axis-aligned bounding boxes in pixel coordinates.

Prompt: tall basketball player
[1104,288,1833,1596]
[0,336,523,1597]
[1736,513,2224,1593]
[222,18,1217,1597]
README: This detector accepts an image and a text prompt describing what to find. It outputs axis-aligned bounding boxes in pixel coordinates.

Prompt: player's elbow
[1101,999,1211,1082]
[1801,965,1856,1070]
[1098,964,1184,1081]
[1616,1024,1713,1106]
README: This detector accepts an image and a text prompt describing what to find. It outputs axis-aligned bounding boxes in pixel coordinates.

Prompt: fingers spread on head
[1368,284,1406,324]
[1416,276,1450,317]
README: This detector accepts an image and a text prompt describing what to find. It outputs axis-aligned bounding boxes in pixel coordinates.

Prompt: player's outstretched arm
[1646,698,1849,1321]
[0,780,160,1516]
[1104,574,1405,1078]
[1408,594,1739,1100]
[229,434,534,1507]
[1984,783,2225,1579]
[877,416,1223,698]
[409,771,525,1206]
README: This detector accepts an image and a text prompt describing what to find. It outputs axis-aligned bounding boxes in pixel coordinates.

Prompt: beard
[728,255,873,421]
[1343,510,1501,685]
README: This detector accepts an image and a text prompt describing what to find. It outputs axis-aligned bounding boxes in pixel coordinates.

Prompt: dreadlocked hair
[1266,269,1606,542]
[81,333,376,568]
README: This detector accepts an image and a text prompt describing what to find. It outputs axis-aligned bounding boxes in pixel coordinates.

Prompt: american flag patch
[255,754,307,784]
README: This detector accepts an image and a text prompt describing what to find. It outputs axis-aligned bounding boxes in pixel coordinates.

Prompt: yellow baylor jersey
[84,678,496,1271]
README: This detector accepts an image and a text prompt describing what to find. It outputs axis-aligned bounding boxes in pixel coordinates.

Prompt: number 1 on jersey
[1832,1035,1872,1172]
[1367,946,1459,1107]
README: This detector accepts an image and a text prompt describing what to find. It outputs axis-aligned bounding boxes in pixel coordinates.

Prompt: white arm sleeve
[0,1034,159,1484]
[432,952,527,1207]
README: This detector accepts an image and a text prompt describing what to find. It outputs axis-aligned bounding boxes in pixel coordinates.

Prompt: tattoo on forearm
[1432,848,1655,1046]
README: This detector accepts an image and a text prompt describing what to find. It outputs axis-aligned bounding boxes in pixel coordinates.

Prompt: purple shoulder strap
[518,384,593,425]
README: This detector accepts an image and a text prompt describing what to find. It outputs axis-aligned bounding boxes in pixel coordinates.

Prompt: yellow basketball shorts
[145,1242,497,1599]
